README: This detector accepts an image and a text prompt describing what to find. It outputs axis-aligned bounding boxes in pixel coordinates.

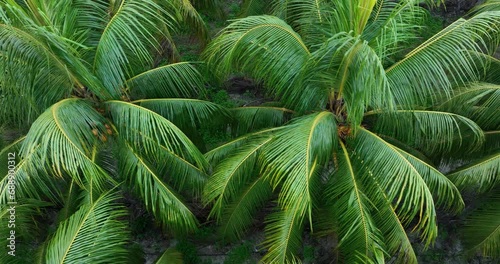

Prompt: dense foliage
[0,0,499,263]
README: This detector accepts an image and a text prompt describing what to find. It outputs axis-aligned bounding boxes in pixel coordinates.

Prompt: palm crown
[0,0,225,262]
[203,0,500,262]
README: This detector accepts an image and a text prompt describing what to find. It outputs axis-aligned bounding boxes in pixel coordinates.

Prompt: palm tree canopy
[0,0,220,262]
[203,0,499,262]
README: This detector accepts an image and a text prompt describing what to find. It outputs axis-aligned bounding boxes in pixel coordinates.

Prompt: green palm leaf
[126,62,207,99]
[364,0,427,64]
[366,172,418,264]
[386,11,500,106]
[0,137,62,204]
[351,128,437,245]
[204,127,282,166]
[393,146,464,211]
[462,190,500,258]
[471,0,500,13]
[218,177,273,242]
[155,247,183,264]
[231,106,293,135]
[261,112,337,221]
[261,206,304,264]
[20,99,112,191]
[44,189,129,264]
[370,110,485,153]
[437,83,500,130]
[93,0,175,97]
[259,112,337,261]
[203,15,310,107]
[120,142,200,234]
[448,153,500,193]
[106,100,208,170]
[204,135,273,220]
[133,98,230,133]
[302,33,391,123]
[0,24,74,126]
[325,141,385,263]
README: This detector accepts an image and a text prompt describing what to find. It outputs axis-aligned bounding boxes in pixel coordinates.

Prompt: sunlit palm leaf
[261,112,337,220]
[302,33,391,123]
[364,0,426,64]
[259,112,337,261]
[393,146,464,211]
[204,127,281,166]
[133,98,230,132]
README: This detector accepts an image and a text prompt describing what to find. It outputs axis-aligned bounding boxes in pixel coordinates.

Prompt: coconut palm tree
[0,0,225,262]
[202,0,500,262]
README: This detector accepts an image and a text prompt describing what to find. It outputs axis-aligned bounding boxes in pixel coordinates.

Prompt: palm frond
[386,11,500,106]
[106,100,208,171]
[302,33,391,123]
[93,0,175,97]
[204,127,282,166]
[261,206,303,264]
[44,189,129,264]
[350,128,438,246]
[0,199,50,263]
[167,0,210,43]
[218,177,273,242]
[462,190,500,258]
[370,109,485,153]
[203,15,310,109]
[366,170,418,264]
[19,99,112,191]
[119,142,200,234]
[126,62,206,99]
[0,24,74,126]
[261,112,337,221]
[155,247,183,264]
[255,112,337,261]
[132,98,230,133]
[471,0,500,13]
[448,153,500,193]
[0,137,62,204]
[364,0,427,64]
[393,146,464,212]
[436,83,500,130]
[204,136,273,220]
[325,141,385,262]
[230,106,293,135]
